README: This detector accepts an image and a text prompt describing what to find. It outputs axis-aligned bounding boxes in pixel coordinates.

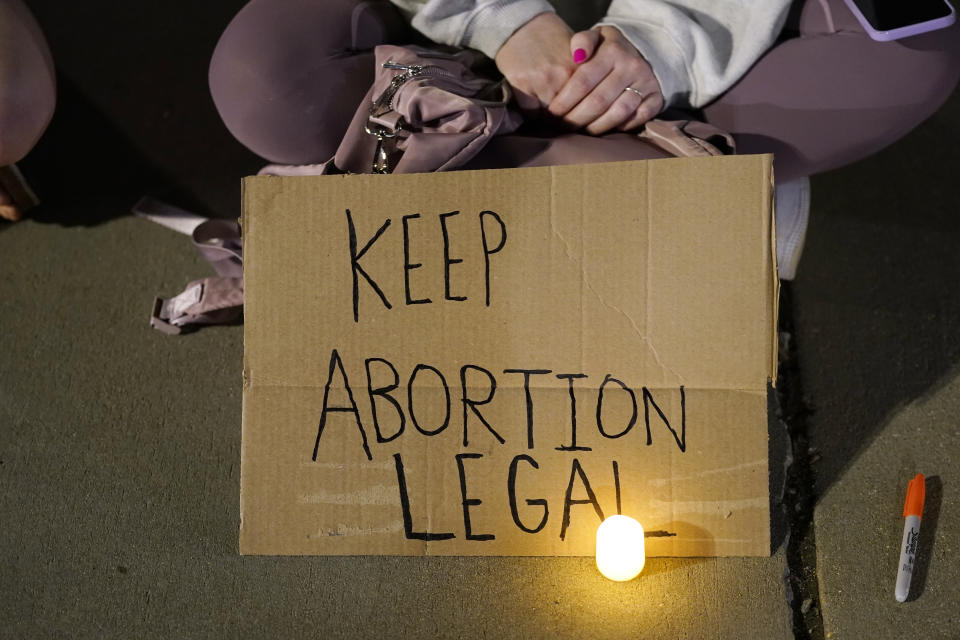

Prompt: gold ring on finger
[623,86,646,100]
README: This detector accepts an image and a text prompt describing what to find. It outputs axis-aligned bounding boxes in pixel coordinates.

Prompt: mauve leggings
[209,0,960,181]
[0,0,56,167]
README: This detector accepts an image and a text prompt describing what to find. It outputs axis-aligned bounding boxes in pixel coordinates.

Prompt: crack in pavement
[778,284,825,640]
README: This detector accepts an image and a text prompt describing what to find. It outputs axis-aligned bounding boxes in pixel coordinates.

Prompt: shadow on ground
[793,88,960,499]
[18,0,261,226]
[907,474,942,601]
[18,78,212,226]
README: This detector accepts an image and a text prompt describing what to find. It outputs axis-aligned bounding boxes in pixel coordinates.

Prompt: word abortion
[312,349,687,463]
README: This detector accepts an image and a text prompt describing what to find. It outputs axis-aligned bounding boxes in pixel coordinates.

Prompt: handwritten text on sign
[241,158,775,556]
[313,208,686,543]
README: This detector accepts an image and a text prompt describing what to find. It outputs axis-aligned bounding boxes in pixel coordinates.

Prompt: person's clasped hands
[494,12,664,135]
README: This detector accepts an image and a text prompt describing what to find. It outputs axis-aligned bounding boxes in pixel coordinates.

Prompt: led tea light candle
[596,515,646,581]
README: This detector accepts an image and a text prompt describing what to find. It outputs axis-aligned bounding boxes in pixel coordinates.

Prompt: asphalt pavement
[2,1,959,636]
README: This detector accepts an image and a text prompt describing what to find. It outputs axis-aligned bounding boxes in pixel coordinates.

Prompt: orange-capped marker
[895,474,925,602]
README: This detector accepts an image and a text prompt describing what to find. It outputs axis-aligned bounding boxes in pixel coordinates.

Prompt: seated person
[209,0,960,278]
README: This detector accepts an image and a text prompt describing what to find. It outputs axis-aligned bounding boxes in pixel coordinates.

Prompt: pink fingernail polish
[573,48,587,64]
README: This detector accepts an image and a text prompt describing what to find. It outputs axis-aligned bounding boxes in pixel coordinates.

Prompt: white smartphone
[843,0,956,41]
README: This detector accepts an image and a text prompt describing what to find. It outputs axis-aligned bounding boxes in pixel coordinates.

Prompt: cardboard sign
[240,155,778,557]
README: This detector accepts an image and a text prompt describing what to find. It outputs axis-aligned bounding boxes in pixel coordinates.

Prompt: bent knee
[209,0,402,163]
[0,0,56,165]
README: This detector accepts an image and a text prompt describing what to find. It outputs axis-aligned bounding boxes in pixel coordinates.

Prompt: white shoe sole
[775,176,810,281]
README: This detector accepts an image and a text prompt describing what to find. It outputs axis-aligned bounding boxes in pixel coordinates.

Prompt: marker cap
[903,473,925,518]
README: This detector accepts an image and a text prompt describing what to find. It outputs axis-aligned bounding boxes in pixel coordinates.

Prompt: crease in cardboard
[579,172,585,372]
[647,459,766,486]
[543,165,684,385]
[301,460,395,470]
[297,484,400,506]
[648,496,768,515]
[319,520,406,537]
[547,167,585,370]
[642,162,683,386]
[684,537,752,544]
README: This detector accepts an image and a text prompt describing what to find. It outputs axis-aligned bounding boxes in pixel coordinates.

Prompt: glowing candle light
[596,515,645,581]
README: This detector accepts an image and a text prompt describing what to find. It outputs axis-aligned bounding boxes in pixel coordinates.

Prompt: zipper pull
[364,123,397,174]
[372,136,389,174]
[382,60,423,74]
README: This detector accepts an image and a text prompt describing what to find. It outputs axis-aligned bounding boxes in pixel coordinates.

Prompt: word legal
[394,453,621,542]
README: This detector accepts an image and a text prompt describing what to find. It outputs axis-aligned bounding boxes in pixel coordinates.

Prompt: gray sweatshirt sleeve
[595,0,791,109]
[389,0,557,60]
